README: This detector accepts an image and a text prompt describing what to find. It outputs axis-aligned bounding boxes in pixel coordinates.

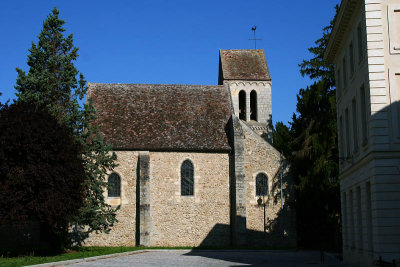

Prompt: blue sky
[0,0,340,126]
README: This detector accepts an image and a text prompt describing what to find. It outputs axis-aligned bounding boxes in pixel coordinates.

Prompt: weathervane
[249,25,262,49]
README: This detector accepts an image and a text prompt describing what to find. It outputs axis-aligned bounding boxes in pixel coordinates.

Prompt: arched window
[250,90,257,121]
[108,173,121,198]
[256,173,268,196]
[239,90,246,121]
[181,160,194,196]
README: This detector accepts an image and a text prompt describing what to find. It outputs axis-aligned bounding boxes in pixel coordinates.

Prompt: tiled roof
[219,49,271,81]
[87,83,232,151]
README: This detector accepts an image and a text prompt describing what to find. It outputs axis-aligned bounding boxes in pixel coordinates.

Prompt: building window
[345,108,351,157]
[256,173,268,196]
[352,98,358,153]
[337,68,342,97]
[350,189,355,249]
[342,192,348,248]
[366,182,373,252]
[349,42,355,76]
[389,71,400,139]
[181,159,194,196]
[357,23,363,63]
[108,173,121,198]
[239,90,246,121]
[388,4,400,54]
[356,186,363,250]
[360,85,368,145]
[342,57,347,89]
[250,90,258,121]
[340,116,344,159]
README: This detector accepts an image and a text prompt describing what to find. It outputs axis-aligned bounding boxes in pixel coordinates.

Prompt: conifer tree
[15,7,118,245]
[290,8,340,250]
[273,6,341,250]
[273,122,292,158]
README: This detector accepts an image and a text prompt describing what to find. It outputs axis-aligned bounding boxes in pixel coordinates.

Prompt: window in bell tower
[239,90,246,120]
[250,90,258,121]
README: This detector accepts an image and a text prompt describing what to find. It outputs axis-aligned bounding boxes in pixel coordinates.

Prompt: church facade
[84,49,296,247]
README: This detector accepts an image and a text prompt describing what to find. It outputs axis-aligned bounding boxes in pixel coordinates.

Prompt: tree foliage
[13,7,118,245]
[274,6,341,250]
[298,16,336,88]
[0,102,85,242]
[273,122,291,158]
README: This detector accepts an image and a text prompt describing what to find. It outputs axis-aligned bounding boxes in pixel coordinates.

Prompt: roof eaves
[324,0,362,63]
[223,77,271,82]
[111,147,232,153]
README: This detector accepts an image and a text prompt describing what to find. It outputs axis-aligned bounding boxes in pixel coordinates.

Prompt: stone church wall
[83,132,295,247]
[149,152,230,247]
[84,151,231,247]
[241,122,296,247]
[84,151,139,246]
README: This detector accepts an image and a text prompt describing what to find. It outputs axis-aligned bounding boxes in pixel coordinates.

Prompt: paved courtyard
[47,250,351,267]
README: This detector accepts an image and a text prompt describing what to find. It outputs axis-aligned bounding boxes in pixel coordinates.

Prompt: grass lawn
[0,246,142,267]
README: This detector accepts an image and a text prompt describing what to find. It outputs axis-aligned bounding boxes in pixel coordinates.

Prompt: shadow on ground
[182,250,344,266]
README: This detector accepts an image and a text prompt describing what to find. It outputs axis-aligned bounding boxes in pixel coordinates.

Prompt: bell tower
[218,49,273,142]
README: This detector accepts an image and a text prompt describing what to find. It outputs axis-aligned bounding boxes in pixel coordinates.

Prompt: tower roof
[87,83,232,152]
[219,49,271,82]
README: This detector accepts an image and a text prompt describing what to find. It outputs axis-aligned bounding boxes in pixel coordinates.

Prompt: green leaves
[277,6,341,250]
[12,7,118,246]
[273,122,291,158]
[15,7,78,110]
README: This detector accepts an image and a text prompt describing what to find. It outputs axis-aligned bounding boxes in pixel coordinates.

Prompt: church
[84,49,296,247]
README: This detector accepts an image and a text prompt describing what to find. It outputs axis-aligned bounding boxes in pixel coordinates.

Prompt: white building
[325,0,400,266]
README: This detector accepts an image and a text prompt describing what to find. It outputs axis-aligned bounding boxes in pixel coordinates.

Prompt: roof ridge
[88,83,225,87]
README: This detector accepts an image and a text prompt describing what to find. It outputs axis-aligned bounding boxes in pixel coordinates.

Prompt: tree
[298,16,336,88]
[273,121,292,158]
[290,80,339,250]
[14,7,118,246]
[0,102,85,248]
[281,6,341,250]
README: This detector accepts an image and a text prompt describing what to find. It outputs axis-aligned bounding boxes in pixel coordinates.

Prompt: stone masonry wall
[241,121,296,247]
[83,140,293,247]
[149,152,231,247]
[84,151,231,247]
[84,151,138,246]
[228,81,272,126]
[230,115,247,246]
[228,81,273,142]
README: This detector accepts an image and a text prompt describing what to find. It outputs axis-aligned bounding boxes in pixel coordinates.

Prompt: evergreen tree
[290,7,340,250]
[14,7,118,245]
[273,121,292,158]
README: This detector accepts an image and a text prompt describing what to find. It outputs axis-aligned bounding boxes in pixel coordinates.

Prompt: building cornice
[339,150,400,179]
[324,0,362,63]
[225,80,270,87]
